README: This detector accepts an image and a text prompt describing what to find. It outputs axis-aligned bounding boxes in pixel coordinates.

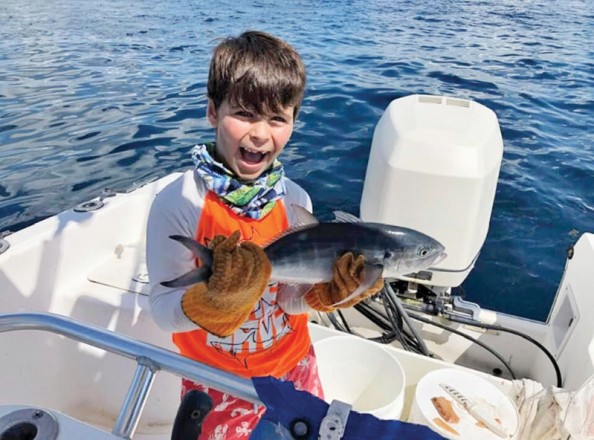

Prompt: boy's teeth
[241,148,265,164]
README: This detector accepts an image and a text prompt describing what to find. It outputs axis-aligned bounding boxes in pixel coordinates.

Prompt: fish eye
[384,251,393,259]
[419,248,429,257]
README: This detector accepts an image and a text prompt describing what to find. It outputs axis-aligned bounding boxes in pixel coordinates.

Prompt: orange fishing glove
[305,252,384,313]
[181,231,272,337]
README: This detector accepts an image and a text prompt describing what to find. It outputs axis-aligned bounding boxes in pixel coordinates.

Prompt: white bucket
[409,368,519,439]
[313,335,405,420]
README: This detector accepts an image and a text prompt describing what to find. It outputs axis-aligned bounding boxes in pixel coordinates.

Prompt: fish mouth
[389,251,448,279]
[432,251,447,266]
[240,146,270,165]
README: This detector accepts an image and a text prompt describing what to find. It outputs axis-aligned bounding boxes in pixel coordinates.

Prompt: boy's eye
[235,110,254,118]
[271,115,288,123]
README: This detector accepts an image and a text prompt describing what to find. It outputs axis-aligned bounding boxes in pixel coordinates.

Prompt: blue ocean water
[1,0,593,321]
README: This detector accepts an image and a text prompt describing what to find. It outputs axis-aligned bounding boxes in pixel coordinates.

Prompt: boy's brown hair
[207,31,306,119]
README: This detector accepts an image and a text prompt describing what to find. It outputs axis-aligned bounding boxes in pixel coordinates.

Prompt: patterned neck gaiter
[191,143,286,220]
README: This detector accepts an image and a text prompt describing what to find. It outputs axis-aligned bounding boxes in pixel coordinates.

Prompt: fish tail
[169,235,213,267]
[161,235,214,288]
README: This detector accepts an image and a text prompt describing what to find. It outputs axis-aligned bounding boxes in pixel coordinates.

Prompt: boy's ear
[207,100,218,127]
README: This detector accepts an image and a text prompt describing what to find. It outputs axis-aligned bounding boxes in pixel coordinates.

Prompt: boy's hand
[181,231,272,337]
[305,252,384,313]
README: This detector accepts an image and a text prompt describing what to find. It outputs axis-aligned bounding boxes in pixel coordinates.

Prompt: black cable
[384,284,431,356]
[447,315,562,388]
[327,312,347,333]
[401,330,425,353]
[408,311,517,380]
[354,295,425,354]
[380,290,426,354]
[348,285,553,385]
[354,301,412,347]
[381,294,411,350]
[353,301,403,345]
[336,309,352,334]
[397,330,424,354]
[354,301,393,331]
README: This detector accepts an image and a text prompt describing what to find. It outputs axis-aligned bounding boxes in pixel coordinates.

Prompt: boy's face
[207,100,295,181]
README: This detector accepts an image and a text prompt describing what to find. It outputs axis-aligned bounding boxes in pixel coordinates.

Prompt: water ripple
[1,0,593,320]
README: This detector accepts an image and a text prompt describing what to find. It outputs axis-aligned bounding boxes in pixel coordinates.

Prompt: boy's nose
[249,120,271,142]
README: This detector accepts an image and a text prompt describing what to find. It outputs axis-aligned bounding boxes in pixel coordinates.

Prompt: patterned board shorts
[181,345,324,440]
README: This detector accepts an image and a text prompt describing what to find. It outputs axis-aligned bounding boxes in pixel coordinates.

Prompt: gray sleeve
[146,171,205,332]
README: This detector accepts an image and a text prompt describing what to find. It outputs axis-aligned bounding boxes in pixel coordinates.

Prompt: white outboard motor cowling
[360,95,503,288]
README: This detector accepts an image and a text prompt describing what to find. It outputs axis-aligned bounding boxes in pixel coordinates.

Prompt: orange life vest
[172,191,311,378]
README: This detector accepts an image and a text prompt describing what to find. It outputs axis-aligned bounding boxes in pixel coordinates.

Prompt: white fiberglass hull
[0,173,593,439]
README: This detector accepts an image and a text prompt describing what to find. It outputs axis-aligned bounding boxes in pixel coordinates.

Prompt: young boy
[146,30,383,439]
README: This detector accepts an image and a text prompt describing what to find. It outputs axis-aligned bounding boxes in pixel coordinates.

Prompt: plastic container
[409,368,519,439]
[360,95,503,287]
[313,335,405,420]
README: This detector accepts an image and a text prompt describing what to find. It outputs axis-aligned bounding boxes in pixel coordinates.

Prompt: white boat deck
[0,257,516,439]
[2,172,594,439]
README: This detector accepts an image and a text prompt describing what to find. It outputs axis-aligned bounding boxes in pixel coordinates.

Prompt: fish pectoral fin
[332,210,361,223]
[331,263,383,307]
[161,266,211,288]
[290,204,319,227]
[281,283,314,298]
[169,235,213,267]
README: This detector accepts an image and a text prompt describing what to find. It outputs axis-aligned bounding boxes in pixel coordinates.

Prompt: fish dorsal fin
[333,210,361,223]
[262,205,319,248]
[291,205,319,227]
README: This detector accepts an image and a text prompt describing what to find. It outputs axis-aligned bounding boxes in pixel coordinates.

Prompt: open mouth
[240,147,269,165]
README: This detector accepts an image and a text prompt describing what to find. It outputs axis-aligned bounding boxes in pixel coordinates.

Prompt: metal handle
[0,312,262,439]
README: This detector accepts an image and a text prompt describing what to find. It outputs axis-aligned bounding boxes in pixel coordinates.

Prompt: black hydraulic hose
[355,303,408,346]
[354,299,425,353]
[336,309,353,333]
[384,284,431,356]
[382,296,412,351]
[400,330,425,354]
[408,311,517,380]
[447,315,562,388]
[327,312,347,333]
[354,301,393,331]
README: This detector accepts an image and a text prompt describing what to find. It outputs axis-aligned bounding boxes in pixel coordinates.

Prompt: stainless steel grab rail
[0,312,262,439]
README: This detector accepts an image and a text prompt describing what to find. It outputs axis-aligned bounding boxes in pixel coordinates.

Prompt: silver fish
[162,206,446,306]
